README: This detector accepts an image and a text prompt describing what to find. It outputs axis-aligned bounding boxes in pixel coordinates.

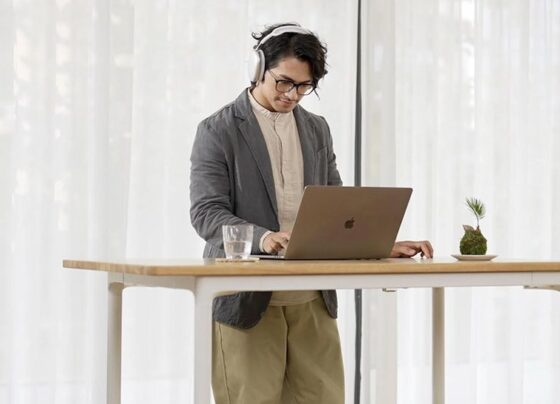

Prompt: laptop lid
[277,186,412,260]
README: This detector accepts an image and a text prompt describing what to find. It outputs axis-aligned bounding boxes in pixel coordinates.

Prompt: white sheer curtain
[362,0,560,403]
[0,1,359,403]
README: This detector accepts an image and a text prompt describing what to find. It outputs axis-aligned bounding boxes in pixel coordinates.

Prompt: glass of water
[222,224,253,260]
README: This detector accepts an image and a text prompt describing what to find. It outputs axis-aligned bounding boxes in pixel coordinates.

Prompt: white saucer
[451,254,497,261]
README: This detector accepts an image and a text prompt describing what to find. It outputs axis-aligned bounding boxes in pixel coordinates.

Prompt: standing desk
[63,258,560,404]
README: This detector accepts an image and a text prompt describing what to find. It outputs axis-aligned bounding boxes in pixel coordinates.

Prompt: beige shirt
[248,90,320,306]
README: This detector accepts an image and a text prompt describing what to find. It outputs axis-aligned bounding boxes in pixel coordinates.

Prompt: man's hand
[263,231,291,255]
[390,240,434,258]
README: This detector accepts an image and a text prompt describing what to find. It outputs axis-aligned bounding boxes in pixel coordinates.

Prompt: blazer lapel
[234,92,278,218]
[293,106,316,186]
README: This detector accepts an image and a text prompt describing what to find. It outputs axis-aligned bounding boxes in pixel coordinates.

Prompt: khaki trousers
[212,297,345,404]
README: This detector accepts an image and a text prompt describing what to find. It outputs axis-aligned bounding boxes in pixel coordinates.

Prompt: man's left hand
[390,240,434,258]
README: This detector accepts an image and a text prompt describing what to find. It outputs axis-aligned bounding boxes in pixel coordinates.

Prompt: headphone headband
[256,24,313,50]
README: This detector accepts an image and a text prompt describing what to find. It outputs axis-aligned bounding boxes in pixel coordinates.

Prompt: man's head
[250,23,328,113]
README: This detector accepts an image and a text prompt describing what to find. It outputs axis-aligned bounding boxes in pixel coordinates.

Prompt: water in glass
[222,224,253,260]
[224,240,251,260]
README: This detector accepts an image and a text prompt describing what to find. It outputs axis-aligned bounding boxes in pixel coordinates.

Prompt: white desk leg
[193,286,213,404]
[108,281,124,404]
[376,290,398,404]
[432,288,445,404]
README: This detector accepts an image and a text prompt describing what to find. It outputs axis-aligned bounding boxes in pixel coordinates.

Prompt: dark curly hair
[252,23,328,86]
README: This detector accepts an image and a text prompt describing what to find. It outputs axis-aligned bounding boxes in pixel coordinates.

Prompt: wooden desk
[63,258,560,404]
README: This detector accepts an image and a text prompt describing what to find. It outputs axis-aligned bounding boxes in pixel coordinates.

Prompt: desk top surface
[63,258,560,276]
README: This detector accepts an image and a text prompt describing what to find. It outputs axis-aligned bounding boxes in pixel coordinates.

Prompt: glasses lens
[297,84,315,95]
[270,70,315,96]
[276,81,295,93]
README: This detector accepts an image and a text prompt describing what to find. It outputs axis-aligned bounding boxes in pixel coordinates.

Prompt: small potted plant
[460,197,487,255]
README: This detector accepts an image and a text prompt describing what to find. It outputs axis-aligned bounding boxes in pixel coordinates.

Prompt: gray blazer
[190,90,342,329]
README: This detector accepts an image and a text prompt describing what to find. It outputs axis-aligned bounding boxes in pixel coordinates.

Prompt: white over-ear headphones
[248,24,313,84]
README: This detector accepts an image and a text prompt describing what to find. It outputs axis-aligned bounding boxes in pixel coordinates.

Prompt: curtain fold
[0,1,358,403]
[362,0,560,403]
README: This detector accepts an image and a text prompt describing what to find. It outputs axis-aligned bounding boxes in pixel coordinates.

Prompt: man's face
[252,56,314,113]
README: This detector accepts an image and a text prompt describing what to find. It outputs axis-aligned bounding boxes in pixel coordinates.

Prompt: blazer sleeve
[189,120,270,253]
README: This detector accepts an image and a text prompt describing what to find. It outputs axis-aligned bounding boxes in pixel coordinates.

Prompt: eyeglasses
[268,70,316,96]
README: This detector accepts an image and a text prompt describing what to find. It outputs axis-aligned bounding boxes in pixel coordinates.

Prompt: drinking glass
[222,224,253,260]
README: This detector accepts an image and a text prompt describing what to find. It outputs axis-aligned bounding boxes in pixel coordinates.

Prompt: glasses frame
[267,70,316,96]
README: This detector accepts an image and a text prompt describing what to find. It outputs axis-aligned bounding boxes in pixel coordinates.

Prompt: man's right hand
[262,231,291,255]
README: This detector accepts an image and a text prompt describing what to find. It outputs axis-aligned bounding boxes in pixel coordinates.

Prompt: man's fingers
[266,233,291,253]
[396,246,416,257]
[276,237,287,246]
[271,241,283,252]
[393,240,434,258]
[421,241,434,258]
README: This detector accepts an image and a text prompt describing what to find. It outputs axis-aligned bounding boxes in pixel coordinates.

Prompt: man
[190,23,433,404]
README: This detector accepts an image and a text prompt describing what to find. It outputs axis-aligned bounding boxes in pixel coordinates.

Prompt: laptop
[255,186,412,260]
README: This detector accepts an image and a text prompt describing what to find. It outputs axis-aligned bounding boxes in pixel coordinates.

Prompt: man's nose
[286,86,300,100]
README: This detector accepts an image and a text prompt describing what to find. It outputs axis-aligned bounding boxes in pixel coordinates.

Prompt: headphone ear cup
[256,49,266,83]
[248,49,265,84]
